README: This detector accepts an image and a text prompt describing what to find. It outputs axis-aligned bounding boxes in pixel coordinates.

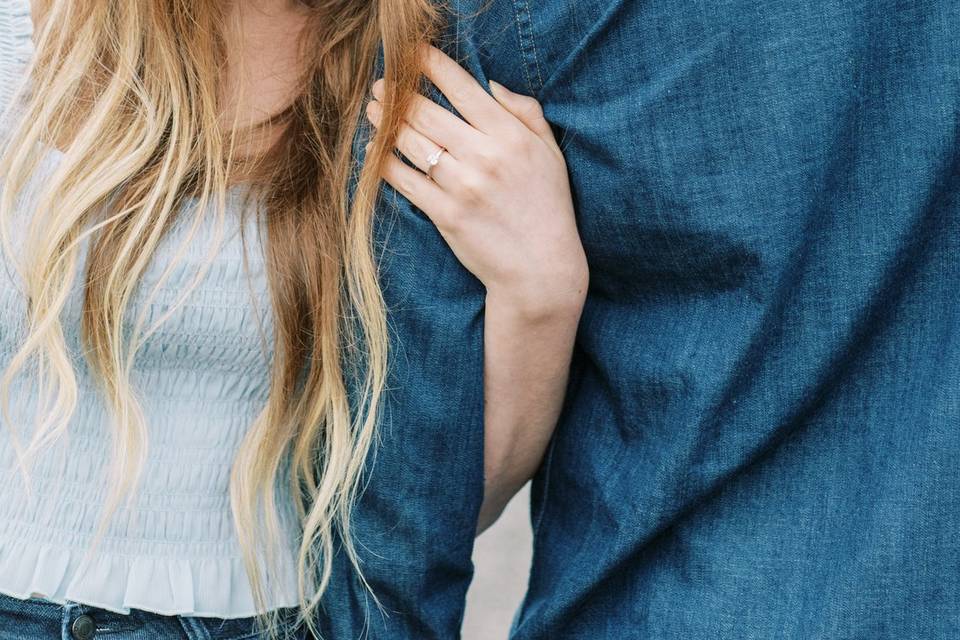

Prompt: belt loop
[61,601,93,640]
[177,615,213,640]
[61,601,78,638]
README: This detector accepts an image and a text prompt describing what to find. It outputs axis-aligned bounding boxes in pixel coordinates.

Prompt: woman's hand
[365,44,588,533]
[365,44,588,317]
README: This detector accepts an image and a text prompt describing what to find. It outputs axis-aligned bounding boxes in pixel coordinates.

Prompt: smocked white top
[0,0,301,618]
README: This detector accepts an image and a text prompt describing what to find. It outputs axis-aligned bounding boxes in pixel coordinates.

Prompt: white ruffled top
[0,0,301,618]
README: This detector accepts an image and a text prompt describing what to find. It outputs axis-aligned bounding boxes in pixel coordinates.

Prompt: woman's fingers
[365,98,459,186]
[374,150,459,229]
[394,123,459,184]
[488,80,555,145]
[370,81,480,153]
[420,44,507,135]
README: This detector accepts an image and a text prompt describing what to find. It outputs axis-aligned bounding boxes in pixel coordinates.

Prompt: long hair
[0,1,447,637]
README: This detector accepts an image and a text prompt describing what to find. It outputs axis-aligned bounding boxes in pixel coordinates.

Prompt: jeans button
[70,614,96,640]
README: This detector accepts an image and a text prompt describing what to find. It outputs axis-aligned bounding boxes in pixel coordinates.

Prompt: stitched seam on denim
[509,0,544,95]
[177,616,212,640]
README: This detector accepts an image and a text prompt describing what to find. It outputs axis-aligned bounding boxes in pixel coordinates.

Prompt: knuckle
[403,131,425,162]
[456,170,488,203]
[473,147,502,176]
[393,172,417,197]
[437,207,463,233]
[408,97,430,129]
[522,96,544,117]
[394,127,410,151]
[448,84,472,106]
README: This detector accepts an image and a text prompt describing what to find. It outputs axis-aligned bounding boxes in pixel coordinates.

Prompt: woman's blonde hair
[0,1,447,637]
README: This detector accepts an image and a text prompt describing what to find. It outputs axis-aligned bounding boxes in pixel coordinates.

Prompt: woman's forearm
[477,282,586,534]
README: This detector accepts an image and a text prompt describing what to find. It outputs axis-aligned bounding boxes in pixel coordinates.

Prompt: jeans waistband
[0,590,305,640]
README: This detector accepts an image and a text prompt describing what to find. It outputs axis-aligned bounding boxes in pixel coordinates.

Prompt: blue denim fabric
[315,0,960,638]
[0,592,305,640]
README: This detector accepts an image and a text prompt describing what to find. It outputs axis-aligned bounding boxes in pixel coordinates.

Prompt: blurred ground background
[462,484,533,639]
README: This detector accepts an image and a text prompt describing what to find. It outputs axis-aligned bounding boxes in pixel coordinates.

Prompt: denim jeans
[0,592,306,640]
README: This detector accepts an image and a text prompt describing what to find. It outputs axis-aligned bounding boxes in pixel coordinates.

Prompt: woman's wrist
[484,264,589,324]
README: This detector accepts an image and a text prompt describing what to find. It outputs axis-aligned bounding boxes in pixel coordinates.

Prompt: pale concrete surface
[462,484,533,640]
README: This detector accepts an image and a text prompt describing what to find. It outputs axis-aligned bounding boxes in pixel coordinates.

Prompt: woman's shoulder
[0,0,35,120]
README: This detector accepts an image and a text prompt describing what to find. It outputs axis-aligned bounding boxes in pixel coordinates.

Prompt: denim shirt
[315,1,960,638]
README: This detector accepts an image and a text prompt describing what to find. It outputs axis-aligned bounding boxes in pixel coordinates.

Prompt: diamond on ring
[426,147,446,177]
